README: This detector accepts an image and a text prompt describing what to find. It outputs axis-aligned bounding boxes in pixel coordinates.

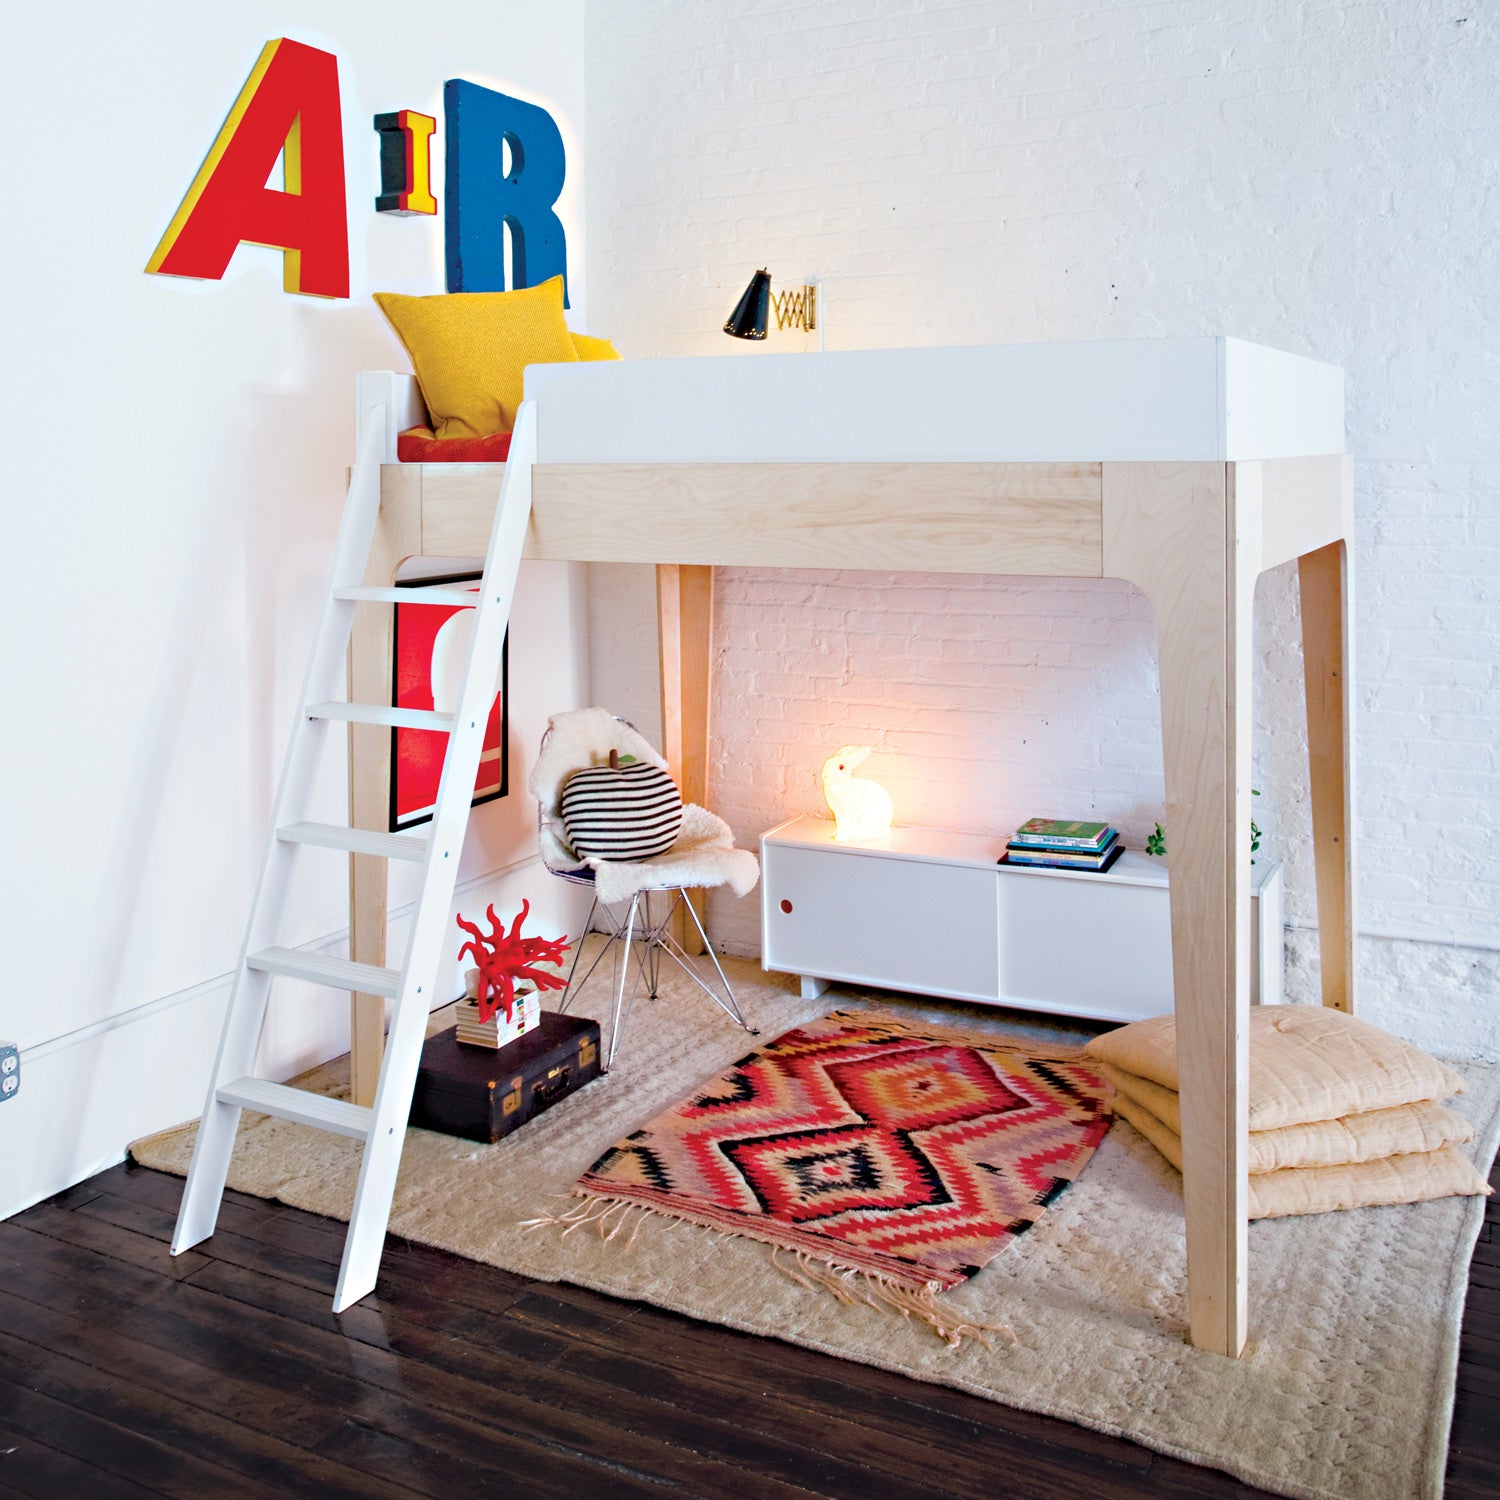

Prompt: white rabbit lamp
[821,746,894,843]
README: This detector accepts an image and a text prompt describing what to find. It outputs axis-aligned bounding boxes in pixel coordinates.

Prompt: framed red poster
[390,572,508,831]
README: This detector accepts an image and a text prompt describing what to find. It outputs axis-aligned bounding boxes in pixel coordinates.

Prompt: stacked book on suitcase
[1002,817,1123,873]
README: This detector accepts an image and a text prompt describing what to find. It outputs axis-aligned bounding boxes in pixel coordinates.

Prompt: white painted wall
[583,1,1500,1057]
[0,0,590,1216]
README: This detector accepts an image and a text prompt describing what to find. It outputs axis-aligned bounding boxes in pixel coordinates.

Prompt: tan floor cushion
[1084,1005,1468,1131]
[1096,1061,1474,1172]
[1112,1092,1491,1218]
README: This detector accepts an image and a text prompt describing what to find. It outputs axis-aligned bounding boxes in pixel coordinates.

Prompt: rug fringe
[525,1193,1012,1348]
[771,1246,1016,1351]
[520,1193,651,1244]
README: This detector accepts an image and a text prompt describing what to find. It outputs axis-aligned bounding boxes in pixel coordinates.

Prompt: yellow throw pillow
[569,332,621,361]
[1084,1006,1468,1131]
[1111,1092,1491,1217]
[373,277,578,440]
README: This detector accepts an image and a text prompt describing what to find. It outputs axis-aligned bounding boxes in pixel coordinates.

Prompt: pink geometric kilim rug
[565,1011,1113,1343]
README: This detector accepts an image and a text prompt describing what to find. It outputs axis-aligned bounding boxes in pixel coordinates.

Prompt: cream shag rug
[133,949,1500,1500]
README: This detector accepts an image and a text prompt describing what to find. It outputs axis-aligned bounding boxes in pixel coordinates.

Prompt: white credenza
[760,816,1284,1025]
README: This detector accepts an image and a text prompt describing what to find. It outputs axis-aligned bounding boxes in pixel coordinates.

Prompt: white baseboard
[0,855,587,1222]
[0,980,227,1221]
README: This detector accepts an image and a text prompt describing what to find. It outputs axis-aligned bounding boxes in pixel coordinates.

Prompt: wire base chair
[554,872,757,1068]
[532,708,762,1070]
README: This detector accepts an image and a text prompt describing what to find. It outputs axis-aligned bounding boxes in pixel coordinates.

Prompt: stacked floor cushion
[1084,1006,1491,1218]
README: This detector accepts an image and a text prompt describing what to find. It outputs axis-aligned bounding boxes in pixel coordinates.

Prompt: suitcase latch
[536,1063,571,1101]
[579,1036,597,1069]
[503,1075,523,1115]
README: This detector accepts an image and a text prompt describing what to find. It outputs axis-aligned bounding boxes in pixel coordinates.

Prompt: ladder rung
[334,585,483,608]
[307,702,454,731]
[247,947,402,997]
[278,821,430,862]
[217,1077,373,1139]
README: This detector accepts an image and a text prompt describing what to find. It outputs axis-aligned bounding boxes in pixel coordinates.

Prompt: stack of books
[454,988,541,1050]
[1003,818,1123,873]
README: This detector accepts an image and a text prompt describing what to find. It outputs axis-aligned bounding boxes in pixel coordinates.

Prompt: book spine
[1010,828,1115,850]
[1006,854,1105,867]
[1003,845,1123,873]
[1007,834,1118,858]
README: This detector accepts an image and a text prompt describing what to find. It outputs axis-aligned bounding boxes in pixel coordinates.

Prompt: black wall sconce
[724,269,818,339]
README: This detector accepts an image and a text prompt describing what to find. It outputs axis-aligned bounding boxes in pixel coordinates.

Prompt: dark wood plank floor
[1,1159,1496,1499]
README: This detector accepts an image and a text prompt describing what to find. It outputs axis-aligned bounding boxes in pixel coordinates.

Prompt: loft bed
[346,336,1354,1360]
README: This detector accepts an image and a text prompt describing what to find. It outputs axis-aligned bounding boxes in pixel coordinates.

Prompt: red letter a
[148,38,349,298]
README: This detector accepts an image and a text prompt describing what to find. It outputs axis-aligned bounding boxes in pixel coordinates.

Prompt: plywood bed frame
[347,336,1354,1360]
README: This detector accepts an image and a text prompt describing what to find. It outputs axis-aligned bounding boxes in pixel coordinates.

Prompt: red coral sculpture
[456,900,571,1025]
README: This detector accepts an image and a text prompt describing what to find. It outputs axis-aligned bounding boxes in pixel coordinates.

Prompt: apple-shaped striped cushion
[560,758,683,861]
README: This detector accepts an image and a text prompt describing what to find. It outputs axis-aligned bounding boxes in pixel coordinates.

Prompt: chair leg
[561,887,758,1067]
[641,891,662,999]
[657,890,758,1037]
[556,895,600,1015]
[606,893,643,1069]
[560,896,655,1009]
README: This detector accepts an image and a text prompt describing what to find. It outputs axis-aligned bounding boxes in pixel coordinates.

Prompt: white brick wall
[583,0,1500,1056]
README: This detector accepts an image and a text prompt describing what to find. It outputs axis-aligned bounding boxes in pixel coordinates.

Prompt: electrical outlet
[0,1040,17,1101]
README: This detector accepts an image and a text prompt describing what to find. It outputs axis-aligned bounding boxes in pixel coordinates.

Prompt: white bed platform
[347,336,1354,1361]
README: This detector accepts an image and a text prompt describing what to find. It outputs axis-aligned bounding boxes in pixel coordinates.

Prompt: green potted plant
[1145,790,1261,863]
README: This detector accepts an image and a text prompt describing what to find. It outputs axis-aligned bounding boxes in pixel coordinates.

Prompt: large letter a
[148,38,349,299]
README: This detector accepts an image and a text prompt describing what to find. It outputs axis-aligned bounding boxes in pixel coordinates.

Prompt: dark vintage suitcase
[409,1010,602,1144]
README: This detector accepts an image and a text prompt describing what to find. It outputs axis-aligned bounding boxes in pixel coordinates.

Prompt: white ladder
[172,402,537,1312]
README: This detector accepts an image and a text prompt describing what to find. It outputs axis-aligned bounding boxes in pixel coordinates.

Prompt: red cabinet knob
[779,899,793,914]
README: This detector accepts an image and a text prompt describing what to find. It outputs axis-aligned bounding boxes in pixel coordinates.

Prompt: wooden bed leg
[1104,461,1252,1359]
[347,465,421,1107]
[657,564,714,956]
[1298,538,1357,1013]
